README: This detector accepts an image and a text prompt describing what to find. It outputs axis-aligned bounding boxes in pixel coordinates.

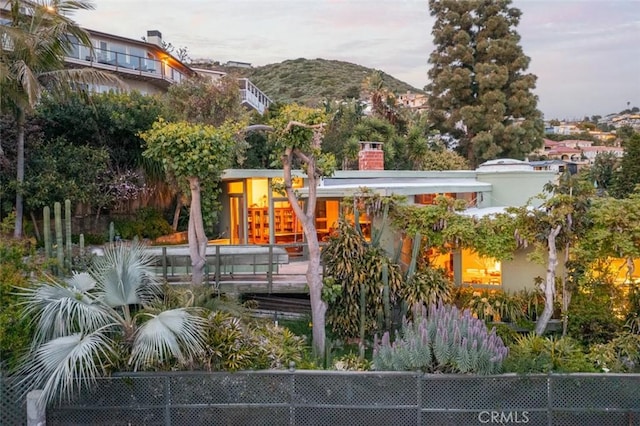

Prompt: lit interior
[461,249,502,285]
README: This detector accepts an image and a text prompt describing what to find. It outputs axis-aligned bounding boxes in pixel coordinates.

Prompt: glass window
[461,249,502,286]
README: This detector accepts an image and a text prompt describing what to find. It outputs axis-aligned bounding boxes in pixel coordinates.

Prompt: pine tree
[426,0,543,166]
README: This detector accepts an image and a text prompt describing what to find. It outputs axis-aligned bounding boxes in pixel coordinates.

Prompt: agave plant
[16,241,206,406]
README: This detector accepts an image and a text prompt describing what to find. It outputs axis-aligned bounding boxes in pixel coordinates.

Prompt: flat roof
[303,179,492,198]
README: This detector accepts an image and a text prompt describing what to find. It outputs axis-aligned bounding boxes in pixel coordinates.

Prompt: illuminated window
[426,248,454,281]
[227,181,243,194]
[461,249,502,286]
[601,258,640,284]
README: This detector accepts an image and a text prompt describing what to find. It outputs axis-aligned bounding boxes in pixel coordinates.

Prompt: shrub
[401,267,452,307]
[588,332,640,373]
[504,334,596,373]
[321,219,403,340]
[333,353,371,371]
[568,281,623,346]
[0,217,36,370]
[114,207,172,240]
[373,304,508,375]
[465,289,523,323]
[203,311,306,371]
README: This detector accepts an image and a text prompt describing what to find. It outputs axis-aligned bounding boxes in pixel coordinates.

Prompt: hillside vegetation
[192,58,422,106]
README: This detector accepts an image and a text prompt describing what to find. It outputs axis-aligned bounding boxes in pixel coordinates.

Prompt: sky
[73,0,640,120]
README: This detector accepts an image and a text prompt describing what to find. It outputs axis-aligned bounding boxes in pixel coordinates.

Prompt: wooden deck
[149,244,315,294]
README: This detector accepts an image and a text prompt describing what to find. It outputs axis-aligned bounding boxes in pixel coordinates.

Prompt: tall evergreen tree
[612,132,640,198]
[426,0,543,166]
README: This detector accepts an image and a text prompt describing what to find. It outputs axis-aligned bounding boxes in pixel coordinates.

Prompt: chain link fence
[3,371,640,426]
[0,372,29,426]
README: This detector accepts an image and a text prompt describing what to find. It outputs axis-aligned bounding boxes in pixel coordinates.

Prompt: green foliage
[578,192,640,266]
[587,152,620,194]
[332,352,371,371]
[36,91,163,169]
[141,119,245,228]
[612,133,640,198]
[23,137,110,211]
[164,76,248,127]
[426,0,543,166]
[373,304,508,374]
[588,332,640,373]
[504,334,596,373]
[203,311,306,371]
[567,278,624,346]
[322,219,404,339]
[0,223,36,369]
[465,289,524,324]
[401,267,452,307]
[114,207,173,240]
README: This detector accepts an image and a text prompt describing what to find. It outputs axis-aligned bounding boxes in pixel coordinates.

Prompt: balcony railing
[239,78,272,114]
[64,43,187,85]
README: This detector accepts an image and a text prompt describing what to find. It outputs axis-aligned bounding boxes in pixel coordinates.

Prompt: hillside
[192,58,423,106]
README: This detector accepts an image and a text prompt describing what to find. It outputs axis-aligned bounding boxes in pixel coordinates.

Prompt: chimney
[358,141,384,171]
[146,30,163,48]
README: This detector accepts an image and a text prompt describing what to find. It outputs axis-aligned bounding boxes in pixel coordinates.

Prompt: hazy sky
[73,0,640,120]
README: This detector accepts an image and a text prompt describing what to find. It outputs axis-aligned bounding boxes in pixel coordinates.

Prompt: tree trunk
[172,195,183,232]
[14,108,25,238]
[561,241,571,336]
[302,214,326,357]
[282,146,327,357]
[536,224,562,335]
[187,177,207,285]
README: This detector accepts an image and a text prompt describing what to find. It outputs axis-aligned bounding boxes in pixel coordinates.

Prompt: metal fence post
[288,371,295,426]
[161,247,167,281]
[268,245,273,294]
[416,374,422,424]
[165,375,171,426]
[27,390,45,426]
[547,374,553,426]
[215,245,221,287]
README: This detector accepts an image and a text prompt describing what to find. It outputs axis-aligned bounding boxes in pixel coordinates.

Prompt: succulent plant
[373,304,508,375]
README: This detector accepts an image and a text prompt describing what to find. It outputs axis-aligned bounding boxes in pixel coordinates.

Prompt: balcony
[64,43,189,88]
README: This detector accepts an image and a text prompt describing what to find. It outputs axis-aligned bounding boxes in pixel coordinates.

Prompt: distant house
[535,139,624,165]
[397,91,428,112]
[224,60,252,69]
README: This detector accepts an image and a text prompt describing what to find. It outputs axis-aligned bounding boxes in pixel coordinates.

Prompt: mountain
[191,58,423,106]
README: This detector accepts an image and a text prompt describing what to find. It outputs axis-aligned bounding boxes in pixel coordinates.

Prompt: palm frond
[129,309,206,370]
[19,274,113,345]
[18,327,117,407]
[92,241,161,308]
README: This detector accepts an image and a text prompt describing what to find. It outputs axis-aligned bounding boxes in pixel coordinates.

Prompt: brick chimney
[146,30,163,47]
[358,141,384,171]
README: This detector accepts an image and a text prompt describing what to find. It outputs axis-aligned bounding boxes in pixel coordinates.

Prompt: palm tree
[0,0,123,237]
[16,241,206,406]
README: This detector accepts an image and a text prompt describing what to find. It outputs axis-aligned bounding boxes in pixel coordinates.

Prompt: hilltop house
[0,5,272,113]
[64,29,272,114]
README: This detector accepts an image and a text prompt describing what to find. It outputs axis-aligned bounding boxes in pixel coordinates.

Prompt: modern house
[215,144,561,293]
